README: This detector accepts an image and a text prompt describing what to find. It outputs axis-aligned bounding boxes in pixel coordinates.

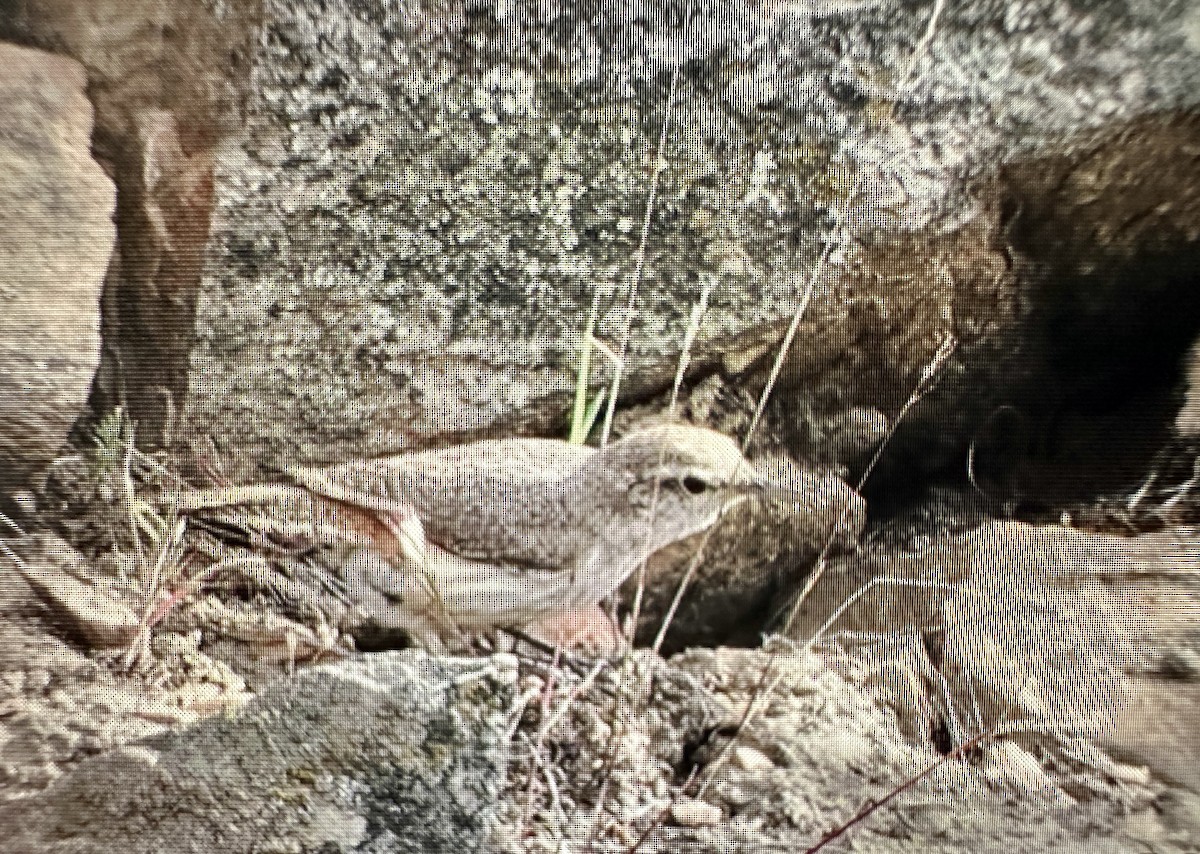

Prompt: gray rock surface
[0,43,115,508]
[169,0,1195,473]
[6,0,1196,476]
[784,521,1200,795]
[0,651,516,854]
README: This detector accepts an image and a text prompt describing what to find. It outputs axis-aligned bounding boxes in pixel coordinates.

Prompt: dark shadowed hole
[865,116,1200,525]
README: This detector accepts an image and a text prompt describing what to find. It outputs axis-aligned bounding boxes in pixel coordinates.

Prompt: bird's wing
[290,438,592,574]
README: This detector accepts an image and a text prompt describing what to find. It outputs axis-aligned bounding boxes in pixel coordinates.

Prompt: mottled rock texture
[6,0,1197,484]
[0,43,115,508]
[0,651,516,854]
[785,521,1200,793]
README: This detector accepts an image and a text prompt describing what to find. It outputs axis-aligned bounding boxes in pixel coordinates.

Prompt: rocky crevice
[864,111,1200,528]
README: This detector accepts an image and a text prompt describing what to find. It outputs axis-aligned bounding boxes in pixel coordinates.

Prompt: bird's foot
[524,605,626,657]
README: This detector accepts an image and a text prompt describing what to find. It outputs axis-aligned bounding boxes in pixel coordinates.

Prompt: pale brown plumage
[178,423,759,648]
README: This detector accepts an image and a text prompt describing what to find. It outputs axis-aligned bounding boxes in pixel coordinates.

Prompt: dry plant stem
[0,511,25,536]
[902,0,946,81]
[627,767,700,853]
[146,553,216,628]
[619,460,667,646]
[1159,456,1200,514]
[0,538,29,572]
[538,658,609,739]
[623,278,713,644]
[641,193,850,654]
[667,276,712,414]
[580,278,715,838]
[582,737,618,851]
[520,648,563,830]
[737,0,948,457]
[806,576,958,651]
[696,337,955,760]
[650,330,953,659]
[642,229,836,648]
[532,743,567,832]
[597,0,693,447]
[744,234,839,447]
[780,333,955,637]
[649,528,713,657]
[504,628,604,680]
[519,656,611,835]
[122,425,145,566]
[1126,469,1157,513]
[803,722,1000,854]
[122,517,186,672]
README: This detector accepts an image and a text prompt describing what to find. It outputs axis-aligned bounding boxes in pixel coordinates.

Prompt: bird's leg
[524,605,626,656]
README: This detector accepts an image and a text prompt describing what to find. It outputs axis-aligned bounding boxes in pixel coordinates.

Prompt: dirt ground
[3,448,1200,853]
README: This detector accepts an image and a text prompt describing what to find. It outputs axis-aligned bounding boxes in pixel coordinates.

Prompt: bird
[175,422,762,650]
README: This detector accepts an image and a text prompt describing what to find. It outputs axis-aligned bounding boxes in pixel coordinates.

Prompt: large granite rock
[5,0,1197,481]
[0,43,115,507]
[783,521,1200,793]
[0,651,517,853]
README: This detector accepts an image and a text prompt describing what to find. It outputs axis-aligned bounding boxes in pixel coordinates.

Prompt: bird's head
[594,422,761,551]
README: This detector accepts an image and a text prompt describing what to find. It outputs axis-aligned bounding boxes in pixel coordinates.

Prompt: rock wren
[177,423,760,648]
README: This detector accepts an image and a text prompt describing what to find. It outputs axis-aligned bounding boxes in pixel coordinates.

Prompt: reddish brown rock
[0,43,115,506]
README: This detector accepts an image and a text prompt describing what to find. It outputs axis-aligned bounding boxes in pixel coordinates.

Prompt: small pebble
[732,745,776,771]
[670,798,724,827]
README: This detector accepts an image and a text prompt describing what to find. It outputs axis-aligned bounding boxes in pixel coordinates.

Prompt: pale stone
[0,43,115,505]
[670,798,725,828]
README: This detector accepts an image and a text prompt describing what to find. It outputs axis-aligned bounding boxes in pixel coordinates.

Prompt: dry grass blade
[803,720,1002,854]
[597,0,691,448]
[0,511,26,537]
[122,515,188,673]
[778,333,956,636]
[0,537,29,573]
[623,276,714,646]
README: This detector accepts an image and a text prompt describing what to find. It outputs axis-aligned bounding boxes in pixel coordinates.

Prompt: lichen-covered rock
[0,43,115,509]
[0,651,516,853]
[8,0,1196,479]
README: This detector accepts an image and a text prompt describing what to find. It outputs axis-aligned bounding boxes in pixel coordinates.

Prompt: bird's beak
[734,476,767,496]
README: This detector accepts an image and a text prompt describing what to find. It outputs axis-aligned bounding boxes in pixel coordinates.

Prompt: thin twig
[598,0,692,446]
[0,538,29,572]
[803,722,1000,854]
[779,334,956,637]
[0,511,26,537]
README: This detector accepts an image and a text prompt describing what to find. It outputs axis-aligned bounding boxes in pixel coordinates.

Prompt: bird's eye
[681,476,708,495]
